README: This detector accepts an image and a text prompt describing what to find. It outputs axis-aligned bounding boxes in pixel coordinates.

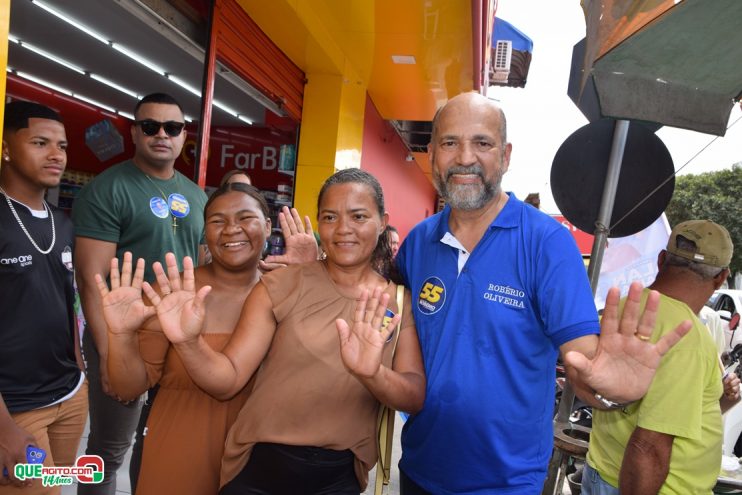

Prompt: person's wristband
[594,393,631,410]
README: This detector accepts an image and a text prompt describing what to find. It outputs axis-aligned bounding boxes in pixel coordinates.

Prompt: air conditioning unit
[491,40,512,83]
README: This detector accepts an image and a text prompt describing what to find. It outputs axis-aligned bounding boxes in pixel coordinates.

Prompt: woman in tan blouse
[145,169,425,494]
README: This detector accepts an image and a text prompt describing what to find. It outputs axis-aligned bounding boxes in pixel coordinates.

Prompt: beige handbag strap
[375,285,405,495]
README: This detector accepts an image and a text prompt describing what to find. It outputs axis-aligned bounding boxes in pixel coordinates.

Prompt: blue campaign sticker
[168,193,190,218]
[382,308,395,343]
[417,276,446,315]
[149,197,170,218]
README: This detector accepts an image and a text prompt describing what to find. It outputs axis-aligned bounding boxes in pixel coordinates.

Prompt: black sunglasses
[135,119,186,137]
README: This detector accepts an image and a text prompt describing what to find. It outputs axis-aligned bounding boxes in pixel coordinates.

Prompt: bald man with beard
[394,92,690,494]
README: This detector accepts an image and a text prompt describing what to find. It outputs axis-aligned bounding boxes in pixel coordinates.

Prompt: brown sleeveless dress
[125,331,252,495]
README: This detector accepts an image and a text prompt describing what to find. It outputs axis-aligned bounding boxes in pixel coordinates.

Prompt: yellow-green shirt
[587,290,723,494]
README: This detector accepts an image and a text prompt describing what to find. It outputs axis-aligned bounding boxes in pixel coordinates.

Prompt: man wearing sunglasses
[72,93,207,495]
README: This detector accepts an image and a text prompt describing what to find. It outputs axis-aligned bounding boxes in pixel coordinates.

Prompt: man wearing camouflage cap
[584,220,737,495]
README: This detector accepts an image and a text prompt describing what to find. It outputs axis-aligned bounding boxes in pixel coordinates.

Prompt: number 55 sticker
[418,277,446,315]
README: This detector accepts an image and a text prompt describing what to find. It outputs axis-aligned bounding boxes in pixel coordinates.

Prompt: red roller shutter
[214,0,305,122]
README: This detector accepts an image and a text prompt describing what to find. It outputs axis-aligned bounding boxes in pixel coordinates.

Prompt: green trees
[664,164,741,282]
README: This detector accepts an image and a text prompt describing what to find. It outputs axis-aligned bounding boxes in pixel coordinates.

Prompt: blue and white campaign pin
[417,276,446,315]
[168,193,190,218]
[149,197,170,218]
[382,308,396,343]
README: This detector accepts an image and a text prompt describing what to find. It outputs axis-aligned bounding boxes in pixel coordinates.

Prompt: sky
[489,1,742,214]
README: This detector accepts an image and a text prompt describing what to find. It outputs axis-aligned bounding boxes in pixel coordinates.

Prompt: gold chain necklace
[0,186,56,254]
[143,173,180,234]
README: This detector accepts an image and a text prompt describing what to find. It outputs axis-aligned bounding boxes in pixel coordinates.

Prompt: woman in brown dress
[146,169,426,494]
[98,183,272,495]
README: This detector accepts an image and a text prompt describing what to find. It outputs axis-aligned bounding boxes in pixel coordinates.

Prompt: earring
[3,155,8,162]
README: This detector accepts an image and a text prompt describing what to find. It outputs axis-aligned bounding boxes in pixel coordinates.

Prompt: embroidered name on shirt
[484,283,525,309]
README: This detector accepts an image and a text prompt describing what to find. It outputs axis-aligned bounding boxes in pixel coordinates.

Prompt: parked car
[706,290,742,457]
[722,342,742,457]
[705,289,742,350]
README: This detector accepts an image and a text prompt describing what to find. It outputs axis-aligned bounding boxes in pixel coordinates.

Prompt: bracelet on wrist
[594,393,632,410]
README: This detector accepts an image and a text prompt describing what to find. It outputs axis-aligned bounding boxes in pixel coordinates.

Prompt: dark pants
[400,469,433,495]
[220,443,361,495]
[129,385,158,494]
[79,331,143,495]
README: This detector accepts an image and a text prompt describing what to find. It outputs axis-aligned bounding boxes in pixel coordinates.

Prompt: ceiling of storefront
[236,0,476,121]
[235,0,478,176]
[7,0,267,126]
[8,0,480,176]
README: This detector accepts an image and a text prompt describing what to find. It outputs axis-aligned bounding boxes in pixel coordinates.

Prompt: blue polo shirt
[397,194,599,494]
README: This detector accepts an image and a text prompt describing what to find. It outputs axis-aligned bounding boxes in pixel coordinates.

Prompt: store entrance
[7,0,302,228]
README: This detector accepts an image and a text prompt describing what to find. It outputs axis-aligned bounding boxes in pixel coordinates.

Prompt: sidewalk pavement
[61,418,131,495]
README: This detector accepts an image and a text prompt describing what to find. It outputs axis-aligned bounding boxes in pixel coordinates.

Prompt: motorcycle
[722,344,742,457]
[555,342,742,495]
[554,361,592,495]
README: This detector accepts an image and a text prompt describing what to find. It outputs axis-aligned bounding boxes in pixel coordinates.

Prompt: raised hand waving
[142,253,212,345]
[565,282,691,403]
[337,287,400,379]
[95,251,155,336]
[260,206,319,271]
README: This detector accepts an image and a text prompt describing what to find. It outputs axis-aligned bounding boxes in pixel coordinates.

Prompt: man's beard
[434,164,500,211]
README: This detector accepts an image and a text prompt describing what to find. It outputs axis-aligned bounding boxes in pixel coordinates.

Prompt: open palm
[263,206,318,266]
[142,253,211,345]
[565,282,691,403]
[95,252,155,335]
[337,287,399,379]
